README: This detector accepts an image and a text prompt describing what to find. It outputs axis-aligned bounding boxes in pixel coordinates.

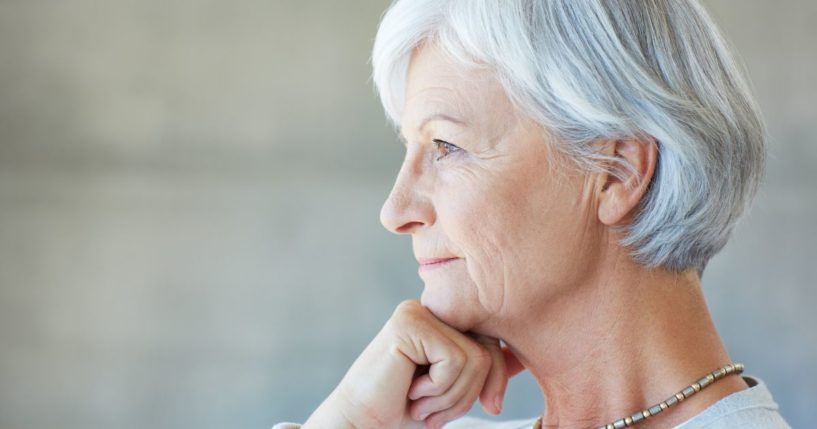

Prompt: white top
[273,375,791,429]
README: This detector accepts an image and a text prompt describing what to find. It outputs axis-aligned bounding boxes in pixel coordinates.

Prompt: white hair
[371,0,766,275]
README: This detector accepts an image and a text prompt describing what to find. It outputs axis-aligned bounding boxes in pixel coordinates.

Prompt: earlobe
[597,138,658,227]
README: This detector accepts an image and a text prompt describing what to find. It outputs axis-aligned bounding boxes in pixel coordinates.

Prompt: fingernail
[494,395,503,413]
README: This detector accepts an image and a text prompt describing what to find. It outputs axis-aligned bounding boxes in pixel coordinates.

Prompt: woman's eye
[432,139,461,161]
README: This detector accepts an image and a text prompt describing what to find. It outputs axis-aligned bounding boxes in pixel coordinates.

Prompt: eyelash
[432,139,461,161]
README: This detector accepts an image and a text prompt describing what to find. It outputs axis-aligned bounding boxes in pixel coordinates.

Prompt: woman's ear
[596,138,658,226]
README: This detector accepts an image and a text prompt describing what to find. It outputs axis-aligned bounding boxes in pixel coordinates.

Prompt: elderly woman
[277,1,790,428]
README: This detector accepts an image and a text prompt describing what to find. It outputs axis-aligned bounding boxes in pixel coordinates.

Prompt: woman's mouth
[417,257,460,272]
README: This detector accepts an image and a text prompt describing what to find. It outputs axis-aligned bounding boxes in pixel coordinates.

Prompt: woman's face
[380,43,604,333]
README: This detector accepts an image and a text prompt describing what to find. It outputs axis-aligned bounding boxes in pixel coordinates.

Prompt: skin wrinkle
[379,41,748,427]
[395,42,570,332]
[374,0,767,271]
[480,111,540,318]
[469,234,499,316]
[392,38,600,335]
[535,255,626,427]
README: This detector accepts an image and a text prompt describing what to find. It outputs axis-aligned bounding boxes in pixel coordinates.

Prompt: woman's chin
[419,284,479,332]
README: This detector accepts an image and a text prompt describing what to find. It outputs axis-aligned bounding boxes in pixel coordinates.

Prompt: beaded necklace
[531,363,744,429]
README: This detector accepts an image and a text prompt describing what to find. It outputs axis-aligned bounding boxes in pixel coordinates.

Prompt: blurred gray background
[0,1,814,428]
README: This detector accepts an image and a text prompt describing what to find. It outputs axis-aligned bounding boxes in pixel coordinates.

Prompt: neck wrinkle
[500,255,737,428]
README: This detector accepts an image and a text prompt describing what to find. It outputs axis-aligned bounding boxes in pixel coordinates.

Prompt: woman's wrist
[301,393,357,429]
[301,390,358,429]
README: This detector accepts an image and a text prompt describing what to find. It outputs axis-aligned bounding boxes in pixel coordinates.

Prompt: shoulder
[673,375,791,429]
[443,416,539,429]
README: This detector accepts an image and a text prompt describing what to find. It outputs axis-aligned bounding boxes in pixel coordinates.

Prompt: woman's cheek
[466,233,510,314]
[421,164,509,329]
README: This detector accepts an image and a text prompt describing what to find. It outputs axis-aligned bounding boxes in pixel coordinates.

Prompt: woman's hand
[302,299,525,429]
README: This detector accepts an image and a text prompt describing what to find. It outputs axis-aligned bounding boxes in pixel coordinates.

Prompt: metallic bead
[591,363,744,429]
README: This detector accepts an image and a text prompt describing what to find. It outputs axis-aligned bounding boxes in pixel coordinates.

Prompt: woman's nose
[380,161,435,235]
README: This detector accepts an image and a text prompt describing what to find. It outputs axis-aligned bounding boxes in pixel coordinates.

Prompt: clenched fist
[302,300,524,429]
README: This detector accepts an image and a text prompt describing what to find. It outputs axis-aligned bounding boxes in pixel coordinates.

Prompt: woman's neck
[498,254,748,428]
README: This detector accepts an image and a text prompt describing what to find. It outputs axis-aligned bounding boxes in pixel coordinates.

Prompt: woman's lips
[417,257,460,272]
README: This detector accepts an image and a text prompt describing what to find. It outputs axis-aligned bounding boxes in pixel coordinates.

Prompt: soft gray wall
[0,1,814,428]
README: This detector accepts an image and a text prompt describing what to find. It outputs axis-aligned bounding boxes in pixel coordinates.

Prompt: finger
[409,344,491,421]
[393,314,468,401]
[422,380,483,429]
[502,346,526,378]
[407,309,488,401]
[472,336,507,416]
[407,349,465,400]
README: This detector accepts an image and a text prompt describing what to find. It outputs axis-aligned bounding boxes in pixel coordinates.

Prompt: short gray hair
[371,0,766,275]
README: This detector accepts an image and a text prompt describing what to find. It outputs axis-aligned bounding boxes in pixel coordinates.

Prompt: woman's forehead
[401,44,514,133]
[405,43,497,99]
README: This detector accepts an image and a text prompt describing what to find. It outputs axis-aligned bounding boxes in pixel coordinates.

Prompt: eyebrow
[398,113,467,145]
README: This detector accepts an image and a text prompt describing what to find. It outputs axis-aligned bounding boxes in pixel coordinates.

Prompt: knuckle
[470,346,491,367]
[427,382,447,397]
[396,298,421,311]
[388,300,423,331]
[393,299,423,320]
[449,348,467,368]
[437,391,460,410]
